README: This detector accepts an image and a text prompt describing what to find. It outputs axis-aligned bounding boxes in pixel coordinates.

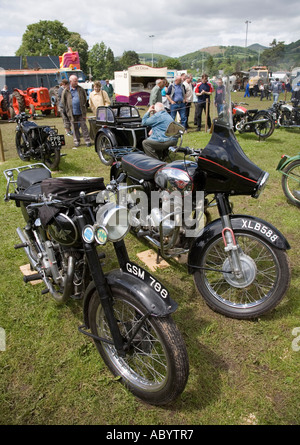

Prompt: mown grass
[0,91,299,425]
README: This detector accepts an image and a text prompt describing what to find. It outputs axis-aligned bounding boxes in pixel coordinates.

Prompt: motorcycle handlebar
[8,193,41,203]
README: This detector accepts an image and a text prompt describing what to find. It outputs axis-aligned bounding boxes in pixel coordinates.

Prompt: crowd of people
[56,71,293,154]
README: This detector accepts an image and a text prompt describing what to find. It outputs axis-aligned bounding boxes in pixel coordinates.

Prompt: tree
[16,20,70,56]
[68,32,89,74]
[119,51,140,69]
[164,58,182,70]
[88,42,107,80]
[261,39,285,70]
[104,48,115,79]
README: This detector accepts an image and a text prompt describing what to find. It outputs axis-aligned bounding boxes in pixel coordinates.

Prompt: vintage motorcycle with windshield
[107,79,291,320]
[3,163,189,405]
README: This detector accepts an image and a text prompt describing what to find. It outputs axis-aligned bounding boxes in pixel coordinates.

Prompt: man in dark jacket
[61,74,91,148]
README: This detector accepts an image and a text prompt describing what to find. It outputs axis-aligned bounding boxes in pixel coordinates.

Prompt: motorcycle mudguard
[276,154,300,171]
[82,264,178,328]
[187,214,290,274]
[94,128,118,152]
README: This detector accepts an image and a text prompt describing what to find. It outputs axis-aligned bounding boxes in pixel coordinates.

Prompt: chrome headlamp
[96,202,130,242]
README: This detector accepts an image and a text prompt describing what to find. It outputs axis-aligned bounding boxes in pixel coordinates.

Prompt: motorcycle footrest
[14,242,28,249]
[23,273,42,283]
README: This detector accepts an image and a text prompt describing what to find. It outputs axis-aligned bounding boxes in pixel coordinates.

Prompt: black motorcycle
[269,98,300,128]
[3,163,189,405]
[232,102,274,139]
[108,82,291,320]
[14,113,65,170]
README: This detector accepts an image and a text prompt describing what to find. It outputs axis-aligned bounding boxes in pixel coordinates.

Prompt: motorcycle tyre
[193,230,290,319]
[96,133,114,166]
[43,143,60,171]
[88,287,189,405]
[253,112,275,139]
[15,130,30,161]
[281,160,300,207]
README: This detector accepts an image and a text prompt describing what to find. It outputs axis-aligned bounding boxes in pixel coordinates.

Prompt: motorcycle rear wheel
[281,160,300,207]
[96,133,114,166]
[193,230,290,319]
[253,112,275,138]
[88,288,189,405]
[42,142,60,170]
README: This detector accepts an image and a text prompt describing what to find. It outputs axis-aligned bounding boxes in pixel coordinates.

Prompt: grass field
[0,91,299,425]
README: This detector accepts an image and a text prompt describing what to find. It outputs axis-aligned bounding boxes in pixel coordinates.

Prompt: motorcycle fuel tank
[154,160,197,194]
[47,213,79,246]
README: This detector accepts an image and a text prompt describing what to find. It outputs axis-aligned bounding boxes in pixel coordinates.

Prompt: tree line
[16,21,300,81]
[16,20,141,80]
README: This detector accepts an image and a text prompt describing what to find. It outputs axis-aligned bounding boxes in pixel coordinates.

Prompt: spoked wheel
[42,142,60,170]
[88,288,189,405]
[96,133,114,166]
[254,112,275,139]
[15,130,30,161]
[193,230,290,319]
[281,160,300,207]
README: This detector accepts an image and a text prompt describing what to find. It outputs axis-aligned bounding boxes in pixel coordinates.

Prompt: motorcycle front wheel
[88,288,189,405]
[193,230,290,319]
[253,111,275,138]
[43,142,60,170]
[281,159,300,207]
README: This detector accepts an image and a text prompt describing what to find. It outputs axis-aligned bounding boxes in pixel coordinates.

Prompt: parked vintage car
[89,102,148,165]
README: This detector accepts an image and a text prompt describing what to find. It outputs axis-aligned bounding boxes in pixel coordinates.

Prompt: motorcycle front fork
[216,193,244,278]
[76,210,128,356]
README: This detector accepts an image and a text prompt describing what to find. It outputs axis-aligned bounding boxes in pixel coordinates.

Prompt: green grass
[0,91,299,425]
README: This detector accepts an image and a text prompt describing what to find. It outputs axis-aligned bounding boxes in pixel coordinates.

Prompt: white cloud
[0,0,299,58]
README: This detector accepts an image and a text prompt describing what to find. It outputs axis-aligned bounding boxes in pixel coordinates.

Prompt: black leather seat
[121,153,166,180]
[17,167,52,190]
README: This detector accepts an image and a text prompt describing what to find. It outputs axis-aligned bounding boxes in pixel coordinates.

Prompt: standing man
[103,79,114,100]
[271,78,282,104]
[166,76,187,129]
[183,74,193,129]
[195,74,213,131]
[61,74,91,149]
[149,79,164,106]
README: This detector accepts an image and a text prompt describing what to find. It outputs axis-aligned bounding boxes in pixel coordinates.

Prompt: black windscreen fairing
[196,80,266,196]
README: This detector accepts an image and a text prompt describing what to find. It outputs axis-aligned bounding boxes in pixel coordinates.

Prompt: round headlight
[96,202,130,242]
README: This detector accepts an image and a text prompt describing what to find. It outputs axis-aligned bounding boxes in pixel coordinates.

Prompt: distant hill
[137,40,300,71]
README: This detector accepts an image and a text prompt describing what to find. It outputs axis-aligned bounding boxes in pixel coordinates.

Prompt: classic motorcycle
[14,112,65,170]
[3,163,189,405]
[277,152,300,207]
[108,82,291,320]
[232,102,275,139]
[268,98,300,128]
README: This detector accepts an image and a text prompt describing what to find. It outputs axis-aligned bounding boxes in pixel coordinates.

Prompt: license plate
[123,262,170,300]
[49,135,65,147]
